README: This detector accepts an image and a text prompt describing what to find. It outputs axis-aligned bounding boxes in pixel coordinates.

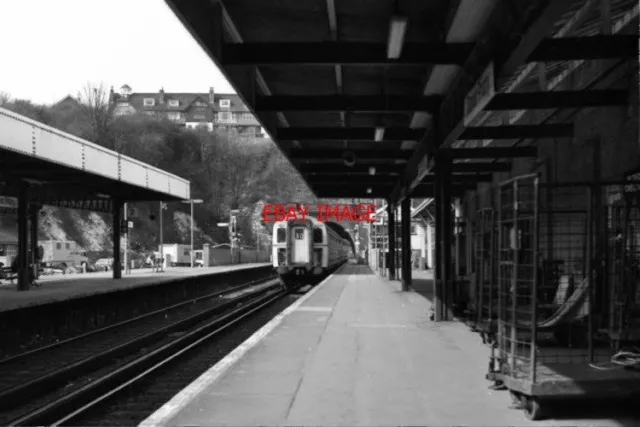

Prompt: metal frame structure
[0,107,191,290]
[489,175,640,420]
[475,208,497,343]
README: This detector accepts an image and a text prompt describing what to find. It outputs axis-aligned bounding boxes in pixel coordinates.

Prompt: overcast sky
[0,0,235,105]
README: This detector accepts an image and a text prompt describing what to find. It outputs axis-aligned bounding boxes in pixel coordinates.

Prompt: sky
[0,0,235,105]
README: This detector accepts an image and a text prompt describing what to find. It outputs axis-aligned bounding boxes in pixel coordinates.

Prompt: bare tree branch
[76,82,114,148]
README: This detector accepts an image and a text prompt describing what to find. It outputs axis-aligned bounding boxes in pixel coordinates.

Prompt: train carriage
[272,217,351,290]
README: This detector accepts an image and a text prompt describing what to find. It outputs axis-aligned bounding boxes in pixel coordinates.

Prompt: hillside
[0,89,317,259]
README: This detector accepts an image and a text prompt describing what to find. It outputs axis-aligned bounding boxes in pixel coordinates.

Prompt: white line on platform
[296,306,333,312]
[138,269,341,427]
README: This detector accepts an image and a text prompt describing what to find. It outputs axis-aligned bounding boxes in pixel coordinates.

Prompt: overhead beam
[298,164,404,175]
[392,0,575,204]
[529,35,638,61]
[325,0,346,128]
[220,42,475,66]
[310,176,484,189]
[307,178,401,185]
[446,146,538,159]
[420,173,493,183]
[459,124,573,140]
[255,95,443,113]
[278,127,422,141]
[451,162,511,173]
[297,158,408,165]
[290,149,413,161]
[217,35,635,67]
[305,171,400,177]
[495,0,576,88]
[486,89,630,110]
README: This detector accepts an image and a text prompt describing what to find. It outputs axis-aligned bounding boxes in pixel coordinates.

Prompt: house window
[219,99,230,108]
[56,243,62,250]
[167,112,182,121]
[193,113,206,120]
[217,112,232,122]
[143,98,155,107]
[411,225,417,235]
[168,100,179,108]
[66,243,70,249]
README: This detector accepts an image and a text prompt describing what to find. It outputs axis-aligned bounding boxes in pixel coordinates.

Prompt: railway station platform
[142,264,640,426]
[0,263,271,313]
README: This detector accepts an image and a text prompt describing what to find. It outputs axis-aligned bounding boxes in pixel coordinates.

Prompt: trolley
[475,208,497,344]
[494,174,640,421]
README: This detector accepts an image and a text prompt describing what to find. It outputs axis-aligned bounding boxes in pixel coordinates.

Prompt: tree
[5,87,317,256]
[76,82,114,149]
[0,91,10,106]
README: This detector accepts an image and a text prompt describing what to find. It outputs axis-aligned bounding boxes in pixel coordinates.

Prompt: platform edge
[138,268,341,427]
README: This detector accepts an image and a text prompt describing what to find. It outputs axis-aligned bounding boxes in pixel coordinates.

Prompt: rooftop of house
[111,88,248,113]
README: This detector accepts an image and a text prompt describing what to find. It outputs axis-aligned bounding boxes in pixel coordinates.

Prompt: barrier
[202,244,270,267]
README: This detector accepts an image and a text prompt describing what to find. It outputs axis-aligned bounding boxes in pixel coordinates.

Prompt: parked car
[94,258,113,271]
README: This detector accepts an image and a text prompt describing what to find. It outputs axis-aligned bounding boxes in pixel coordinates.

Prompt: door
[291,226,309,264]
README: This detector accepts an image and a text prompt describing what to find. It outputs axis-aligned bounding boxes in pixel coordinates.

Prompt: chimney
[209,87,215,104]
[159,88,165,104]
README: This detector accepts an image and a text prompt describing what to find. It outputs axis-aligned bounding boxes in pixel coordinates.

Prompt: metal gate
[476,208,496,337]
[604,185,640,348]
[496,174,539,382]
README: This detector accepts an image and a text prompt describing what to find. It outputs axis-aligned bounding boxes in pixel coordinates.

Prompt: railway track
[0,276,284,426]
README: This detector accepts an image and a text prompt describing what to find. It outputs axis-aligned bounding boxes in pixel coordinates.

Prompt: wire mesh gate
[496,174,539,394]
[493,175,640,420]
[603,184,640,348]
[475,208,496,343]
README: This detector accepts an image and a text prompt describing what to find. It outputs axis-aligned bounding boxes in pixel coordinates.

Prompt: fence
[202,244,271,267]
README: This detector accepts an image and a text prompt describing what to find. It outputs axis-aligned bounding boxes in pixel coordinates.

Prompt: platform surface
[142,265,640,426]
[0,263,271,312]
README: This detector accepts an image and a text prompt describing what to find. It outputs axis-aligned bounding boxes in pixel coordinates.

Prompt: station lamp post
[181,199,204,268]
[217,209,240,263]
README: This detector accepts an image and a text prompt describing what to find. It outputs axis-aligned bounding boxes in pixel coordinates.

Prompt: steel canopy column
[387,202,396,280]
[440,154,454,320]
[17,182,29,291]
[112,199,123,279]
[401,197,412,291]
[29,204,40,282]
[434,168,443,321]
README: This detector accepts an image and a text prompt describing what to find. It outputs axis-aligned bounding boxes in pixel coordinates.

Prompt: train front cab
[273,219,325,279]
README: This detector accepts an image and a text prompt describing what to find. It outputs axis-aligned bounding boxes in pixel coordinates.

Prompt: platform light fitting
[374,126,385,142]
[369,166,376,176]
[96,193,110,199]
[367,187,372,194]
[387,15,408,59]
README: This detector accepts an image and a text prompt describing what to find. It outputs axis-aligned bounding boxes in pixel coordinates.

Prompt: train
[271,216,352,290]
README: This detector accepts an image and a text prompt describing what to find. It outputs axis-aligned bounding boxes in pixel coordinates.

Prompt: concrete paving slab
[146,265,640,427]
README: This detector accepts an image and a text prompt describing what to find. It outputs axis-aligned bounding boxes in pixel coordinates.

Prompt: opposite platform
[143,265,639,426]
[0,263,271,312]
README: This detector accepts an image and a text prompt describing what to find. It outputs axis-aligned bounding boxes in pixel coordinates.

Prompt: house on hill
[108,85,263,138]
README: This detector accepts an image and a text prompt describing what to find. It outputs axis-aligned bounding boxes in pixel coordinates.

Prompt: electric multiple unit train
[272,216,352,289]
